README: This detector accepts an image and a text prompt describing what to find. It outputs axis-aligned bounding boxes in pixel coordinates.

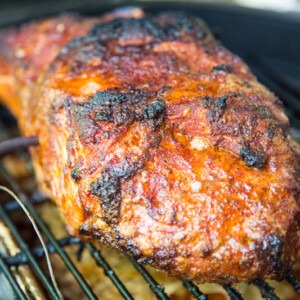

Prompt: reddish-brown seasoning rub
[0,8,299,284]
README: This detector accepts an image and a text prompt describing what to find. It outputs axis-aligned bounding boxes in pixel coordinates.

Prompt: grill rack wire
[0,38,299,300]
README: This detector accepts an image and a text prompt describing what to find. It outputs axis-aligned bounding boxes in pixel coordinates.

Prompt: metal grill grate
[0,3,300,300]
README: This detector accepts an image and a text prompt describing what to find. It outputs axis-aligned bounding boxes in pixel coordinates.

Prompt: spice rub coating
[0,9,299,283]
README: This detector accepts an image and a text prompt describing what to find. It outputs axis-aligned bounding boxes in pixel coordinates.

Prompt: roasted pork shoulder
[0,8,299,284]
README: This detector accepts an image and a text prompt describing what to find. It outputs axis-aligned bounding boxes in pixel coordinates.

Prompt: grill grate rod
[3,237,81,266]
[127,255,170,300]
[0,163,98,300]
[85,243,134,300]
[0,205,60,299]
[287,274,300,293]
[0,136,39,157]
[181,279,207,300]
[223,285,243,300]
[252,279,280,300]
[0,254,27,299]
[2,237,135,300]
[3,192,47,212]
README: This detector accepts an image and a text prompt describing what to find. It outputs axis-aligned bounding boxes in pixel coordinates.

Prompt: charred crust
[155,11,208,41]
[255,235,289,279]
[89,91,133,107]
[212,64,232,73]
[199,247,212,258]
[90,158,144,224]
[71,162,83,182]
[88,17,165,43]
[142,98,165,130]
[54,36,106,75]
[257,106,271,118]
[146,132,162,148]
[87,11,209,45]
[244,81,252,88]
[266,128,276,138]
[240,141,267,169]
[202,96,210,109]
[136,248,176,269]
[78,223,135,253]
[89,91,142,127]
[229,92,240,98]
[203,95,229,123]
[94,110,113,122]
[203,95,280,165]
[86,91,165,128]
[71,89,166,144]
[217,96,228,109]
[90,172,121,224]
[203,95,228,110]
[70,102,98,144]
[79,223,177,271]
[57,12,210,73]
[143,98,165,119]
